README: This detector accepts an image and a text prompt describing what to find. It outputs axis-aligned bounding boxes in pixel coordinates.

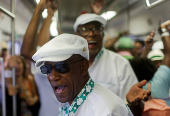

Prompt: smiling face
[44,55,89,104]
[76,21,104,58]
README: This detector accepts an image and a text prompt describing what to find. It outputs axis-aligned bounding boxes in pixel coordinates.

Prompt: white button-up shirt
[59,78,133,116]
[89,48,138,101]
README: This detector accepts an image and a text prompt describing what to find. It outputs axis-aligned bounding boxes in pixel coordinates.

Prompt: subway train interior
[0,0,170,116]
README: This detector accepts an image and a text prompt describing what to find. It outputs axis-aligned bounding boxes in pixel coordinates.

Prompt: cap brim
[35,54,72,67]
[151,57,164,61]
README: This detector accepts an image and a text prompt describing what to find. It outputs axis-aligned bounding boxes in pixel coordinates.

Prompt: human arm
[26,75,39,106]
[21,0,53,61]
[126,80,151,116]
[88,0,105,14]
[140,31,155,58]
[37,2,58,46]
[160,20,170,68]
[5,56,19,96]
[142,21,170,100]
[104,30,128,49]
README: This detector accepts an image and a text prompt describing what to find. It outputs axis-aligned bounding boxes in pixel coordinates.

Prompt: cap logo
[82,47,86,53]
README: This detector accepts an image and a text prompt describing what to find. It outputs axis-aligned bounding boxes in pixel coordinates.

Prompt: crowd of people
[0,0,170,116]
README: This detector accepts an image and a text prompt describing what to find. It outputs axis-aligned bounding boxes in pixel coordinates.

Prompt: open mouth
[88,41,97,48]
[54,85,67,94]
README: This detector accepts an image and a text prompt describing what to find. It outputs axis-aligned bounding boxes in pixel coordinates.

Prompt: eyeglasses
[40,59,85,74]
[78,26,104,36]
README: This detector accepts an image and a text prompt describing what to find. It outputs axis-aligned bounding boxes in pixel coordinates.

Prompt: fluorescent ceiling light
[35,0,40,4]
[101,11,117,20]
[42,9,47,18]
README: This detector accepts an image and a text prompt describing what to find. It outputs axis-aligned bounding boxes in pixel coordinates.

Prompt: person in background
[147,49,164,69]
[130,20,170,116]
[0,45,10,114]
[21,0,60,115]
[140,31,155,58]
[140,31,164,70]
[73,13,151,116]
[129,58,157,82]
[0,47,11,75]
[132,40,144,57]
[142,20,170,105]
[116,37,134,60]
[5,56,40,116]
[104,30,129,51]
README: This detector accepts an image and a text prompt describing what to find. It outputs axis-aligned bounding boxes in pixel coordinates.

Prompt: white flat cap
[147,49,164,61]
[32,34,89,67]
[73,13,106,32]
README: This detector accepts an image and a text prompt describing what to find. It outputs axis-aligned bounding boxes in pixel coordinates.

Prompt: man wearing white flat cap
[74,13,138,101]
[32,33,133,116]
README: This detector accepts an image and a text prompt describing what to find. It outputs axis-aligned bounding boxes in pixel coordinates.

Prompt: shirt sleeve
[143,65,170,99]
[116,57,138,101]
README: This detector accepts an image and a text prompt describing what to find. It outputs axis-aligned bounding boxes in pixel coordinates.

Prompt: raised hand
[48,1,58,16]
[126,80,151,105]
[145,31,155,50]
[7,84,18,96]
[7,56,19,70]
[26,96,39,106]
[37,0,54,11]
[88,0,105,14]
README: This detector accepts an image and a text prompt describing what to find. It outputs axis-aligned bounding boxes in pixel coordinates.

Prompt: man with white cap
[32,33,133,116]
[74,13,138,101]
[148,49,164,69]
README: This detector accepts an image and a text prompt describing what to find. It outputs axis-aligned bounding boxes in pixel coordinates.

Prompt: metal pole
[11,0,17,116]
[0,5,16,116]
[0,58,6,116]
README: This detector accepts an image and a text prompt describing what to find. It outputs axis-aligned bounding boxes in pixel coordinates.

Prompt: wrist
[158,27,168,35]
[47,13,54,18]
[35,5,44,13]
[161,32,169,37]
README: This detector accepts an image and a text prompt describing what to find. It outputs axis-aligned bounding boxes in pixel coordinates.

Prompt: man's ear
[81,59,89,76]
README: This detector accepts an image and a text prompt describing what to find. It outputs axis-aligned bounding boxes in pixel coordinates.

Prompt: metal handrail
[0,6,15,19]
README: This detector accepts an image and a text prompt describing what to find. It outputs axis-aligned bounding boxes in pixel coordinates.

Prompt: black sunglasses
[40,59,85,74]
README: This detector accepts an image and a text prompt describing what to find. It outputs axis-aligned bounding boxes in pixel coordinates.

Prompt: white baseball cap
[73,13,106,32]
[147,49,164,61]
[32,34,89,67]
